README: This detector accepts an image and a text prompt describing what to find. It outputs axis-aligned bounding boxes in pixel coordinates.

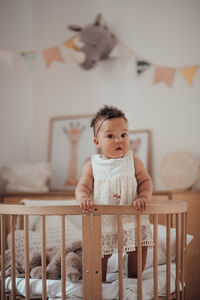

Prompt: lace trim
[103,241,154,256]
[101,224,153,256]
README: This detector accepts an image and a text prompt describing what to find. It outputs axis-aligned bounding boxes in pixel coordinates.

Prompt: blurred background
[0,0,200,192]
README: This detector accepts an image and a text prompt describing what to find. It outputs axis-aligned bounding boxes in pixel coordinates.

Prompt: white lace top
[91,150,153,256]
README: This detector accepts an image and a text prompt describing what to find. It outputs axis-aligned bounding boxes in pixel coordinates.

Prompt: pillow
[145,224,193,269]
[107,224,193,273]
[21,199,77,206]
[1,161,50,192]
[20,199,81,232]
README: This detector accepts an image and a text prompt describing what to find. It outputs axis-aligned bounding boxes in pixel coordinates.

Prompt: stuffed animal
[5,240,82,283]
[68,13,116,70]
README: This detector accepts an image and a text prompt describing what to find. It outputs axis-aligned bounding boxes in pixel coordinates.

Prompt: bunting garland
[0,50,14,69]
[64,38,78,51]
[0,36,199,88]
[136,60,151,75]
[180,66,198,86]
[153,66,175,87]
[43,46,64,68]
[20,51,36,69]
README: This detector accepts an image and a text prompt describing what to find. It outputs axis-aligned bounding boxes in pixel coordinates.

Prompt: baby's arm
[75,160,93,213]
[133,155,153,212]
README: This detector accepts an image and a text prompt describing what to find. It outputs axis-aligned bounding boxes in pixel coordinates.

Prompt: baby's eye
[121,133,127,138]
[107,134,114,139]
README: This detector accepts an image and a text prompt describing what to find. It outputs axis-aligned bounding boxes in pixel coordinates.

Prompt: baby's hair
[91,105,127,136]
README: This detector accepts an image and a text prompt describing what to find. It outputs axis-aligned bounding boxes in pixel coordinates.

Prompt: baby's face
[94,118,130,159]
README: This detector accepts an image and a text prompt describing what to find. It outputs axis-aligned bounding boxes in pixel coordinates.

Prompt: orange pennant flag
[64,39,78,51]
[153,66,175,87]
[180,66,198,86]
[43,46,64,68]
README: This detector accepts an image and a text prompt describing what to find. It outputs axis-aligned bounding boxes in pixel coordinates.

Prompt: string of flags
[0,36,199,87]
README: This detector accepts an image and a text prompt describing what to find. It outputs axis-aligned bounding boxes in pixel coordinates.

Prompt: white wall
[0,0,200,191]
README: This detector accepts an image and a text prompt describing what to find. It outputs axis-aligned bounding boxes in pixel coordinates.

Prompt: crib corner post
[82,215,93,300]
[82,214,102,300]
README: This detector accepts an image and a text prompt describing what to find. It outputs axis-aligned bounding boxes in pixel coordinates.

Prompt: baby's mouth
[116,147,123,151]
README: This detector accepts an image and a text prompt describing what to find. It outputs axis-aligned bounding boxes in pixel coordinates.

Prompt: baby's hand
[133,197,149,212]
[78,197,93,213]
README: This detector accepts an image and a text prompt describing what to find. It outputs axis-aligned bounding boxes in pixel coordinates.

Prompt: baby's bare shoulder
[82,159,93,177]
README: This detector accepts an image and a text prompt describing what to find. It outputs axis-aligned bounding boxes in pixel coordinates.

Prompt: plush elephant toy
[68,13,116,70]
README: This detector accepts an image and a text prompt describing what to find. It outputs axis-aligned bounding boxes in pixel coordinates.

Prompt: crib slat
[176,214,181,300]
[1,215,5,299]
[41,215,47,300]
[181,213,186,300]
[171,214,176,228]
[61,215,66,300]
[24,215,30,299]
[166,214,171,300]
[118,215,124,300]
[153,214,158,300]
[19,215,24,229]
[11,215,16,300]
[137,215,142,300]
[82,215,93,300]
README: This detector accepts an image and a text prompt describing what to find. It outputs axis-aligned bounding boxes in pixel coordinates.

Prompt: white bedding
[4,263,178,300]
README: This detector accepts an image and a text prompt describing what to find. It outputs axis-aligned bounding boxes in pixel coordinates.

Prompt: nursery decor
[20,52,36,69]
[67,13,116,70]
[160,150,200,190]
[43,46,65,68]
[153,66,175,87]
[48,114,151,190]
[136,60,151,75]
[0,13,199,86]
[0,161,51,192]
[129,129,151,171]
[48,114,96,190]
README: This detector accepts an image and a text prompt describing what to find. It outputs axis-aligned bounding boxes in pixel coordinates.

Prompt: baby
[75,105,153,282]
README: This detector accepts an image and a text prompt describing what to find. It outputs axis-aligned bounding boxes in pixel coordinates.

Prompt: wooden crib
[0,200,187,300]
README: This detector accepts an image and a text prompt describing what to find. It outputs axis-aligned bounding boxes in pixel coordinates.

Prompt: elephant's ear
[94,13,102,26]
[68,25,82,32]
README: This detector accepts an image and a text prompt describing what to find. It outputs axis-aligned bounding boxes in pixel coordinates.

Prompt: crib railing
[0,200,187,300]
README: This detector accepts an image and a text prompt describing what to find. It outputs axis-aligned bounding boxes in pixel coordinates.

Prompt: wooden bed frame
[0,200,187,300]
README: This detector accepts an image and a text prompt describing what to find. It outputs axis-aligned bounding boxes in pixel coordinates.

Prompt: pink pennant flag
[153,66,175,87]
[43,46,64,68]
[180,66,198,86]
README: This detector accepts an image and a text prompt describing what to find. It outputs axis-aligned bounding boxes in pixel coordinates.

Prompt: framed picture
[48,114,151,190]
[129,129,151,172]
[48,114,96,191]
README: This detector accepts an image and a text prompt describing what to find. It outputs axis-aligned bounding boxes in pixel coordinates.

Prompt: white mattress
[4,263,178,300]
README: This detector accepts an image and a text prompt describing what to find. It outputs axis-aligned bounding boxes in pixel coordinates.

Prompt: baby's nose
[116,137,122,143]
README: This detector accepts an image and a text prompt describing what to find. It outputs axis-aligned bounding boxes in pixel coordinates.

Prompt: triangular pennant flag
[153,66,175,87]
[20,51,36,69]
[43,46,64,68]
[114,40,134,66]
[64,39,78,51]
[136,59,151,75]
[180,66,198,86]
[0,50,14,69]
